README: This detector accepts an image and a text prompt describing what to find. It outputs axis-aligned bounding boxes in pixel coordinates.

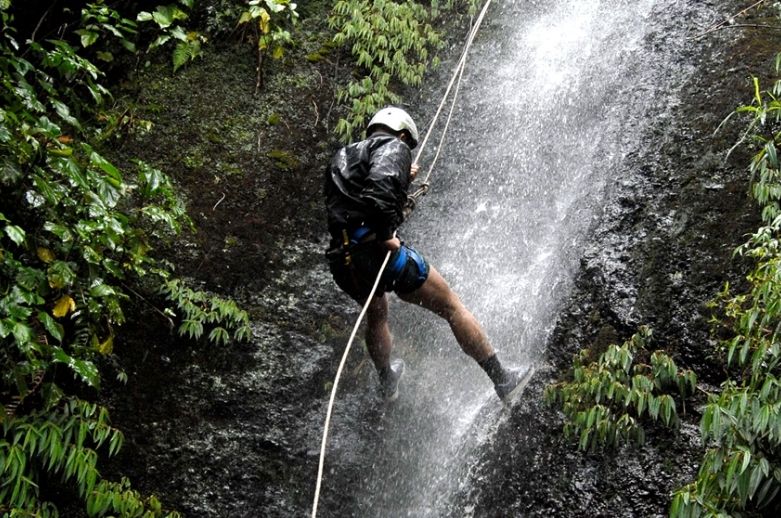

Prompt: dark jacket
[325,133,412,241]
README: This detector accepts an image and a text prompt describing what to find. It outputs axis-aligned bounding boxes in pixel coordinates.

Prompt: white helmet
[367,106,419,149]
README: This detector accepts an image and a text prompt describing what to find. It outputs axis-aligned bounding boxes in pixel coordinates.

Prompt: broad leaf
[52,295,75,318]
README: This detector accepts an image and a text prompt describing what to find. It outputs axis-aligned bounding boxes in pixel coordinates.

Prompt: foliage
[2,399,177,516]
[160,280,252,345]
[671,64,781,517]
[328,0,442,142]
[733,62,781,224]
[0,2,247,514]
[545,327,697,451]
[237,0,299,93]
[431,0,480,18]
[137,0,207,72]
[77,1,139,61]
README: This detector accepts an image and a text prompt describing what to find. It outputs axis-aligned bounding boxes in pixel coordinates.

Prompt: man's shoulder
[334,135,401,158]
[367,134,411,159]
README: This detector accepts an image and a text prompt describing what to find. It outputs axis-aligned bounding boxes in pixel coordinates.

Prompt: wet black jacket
[325,133,412,241]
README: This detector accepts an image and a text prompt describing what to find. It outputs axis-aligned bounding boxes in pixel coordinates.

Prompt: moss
[267,112,281,125]
[219,163,242,176]
[306,51,324,63]
[306,41,334,63]
[205,128,224,145]
[140,102,167,115]
[223,235,239,249]
[266,149,300,172]
[183,152,205,169]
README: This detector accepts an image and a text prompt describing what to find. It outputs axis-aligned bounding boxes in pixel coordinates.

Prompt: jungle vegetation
[0,0,471,514]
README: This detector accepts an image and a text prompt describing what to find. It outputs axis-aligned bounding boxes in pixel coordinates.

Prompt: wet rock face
[105,239,355,516]
[456,0,766,515]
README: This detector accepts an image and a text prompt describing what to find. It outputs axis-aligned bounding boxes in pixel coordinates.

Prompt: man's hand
[410,163,420,181]
[382,237,401,251]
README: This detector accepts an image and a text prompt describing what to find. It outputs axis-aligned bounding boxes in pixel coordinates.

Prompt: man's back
[325,133,412,241]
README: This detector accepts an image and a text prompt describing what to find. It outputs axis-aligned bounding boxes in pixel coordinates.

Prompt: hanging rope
[407,1,492,204]
[311,2,495,516]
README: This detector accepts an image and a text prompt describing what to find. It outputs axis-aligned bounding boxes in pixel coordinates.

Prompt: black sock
[478,354,506,385]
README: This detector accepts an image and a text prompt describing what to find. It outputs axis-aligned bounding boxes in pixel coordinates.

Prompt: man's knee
[424,285,462,320]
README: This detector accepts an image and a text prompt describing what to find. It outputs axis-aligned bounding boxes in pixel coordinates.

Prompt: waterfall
[331,0,703,515]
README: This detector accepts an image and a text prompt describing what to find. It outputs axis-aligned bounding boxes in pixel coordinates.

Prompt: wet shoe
[379,359,405,401]
[494,364,535,403]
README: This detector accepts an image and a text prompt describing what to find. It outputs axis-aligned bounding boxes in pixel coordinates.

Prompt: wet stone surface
[452,0,768,516]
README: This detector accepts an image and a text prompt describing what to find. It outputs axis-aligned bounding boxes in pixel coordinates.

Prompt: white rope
[415,0,494,172]
[312,2,495,516]
[419,45,468,185]
[310,248,392,517]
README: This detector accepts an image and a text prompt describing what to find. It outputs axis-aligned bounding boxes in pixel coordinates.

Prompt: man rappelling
[324,106,533,402]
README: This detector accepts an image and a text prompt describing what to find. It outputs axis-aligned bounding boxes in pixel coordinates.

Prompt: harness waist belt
[349,226,376,245]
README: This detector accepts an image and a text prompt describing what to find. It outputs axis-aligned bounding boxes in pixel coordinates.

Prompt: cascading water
[320,0,715,515]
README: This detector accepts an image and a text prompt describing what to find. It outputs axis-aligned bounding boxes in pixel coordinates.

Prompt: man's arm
[381,160,419,252]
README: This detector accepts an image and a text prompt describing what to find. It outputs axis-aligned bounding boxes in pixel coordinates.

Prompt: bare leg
[397,266,495,362]
[365,294,392,371]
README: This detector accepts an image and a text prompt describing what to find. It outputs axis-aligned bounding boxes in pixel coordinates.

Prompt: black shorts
[326,241,430,303]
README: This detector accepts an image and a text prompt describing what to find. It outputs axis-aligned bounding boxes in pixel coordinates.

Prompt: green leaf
[52,347,100,388]
[76,29,99,48]
[89,150,122,183]
[152,5,176,28]
[234,325,252,342]
[578,428,590,451]
[51,99,81,129]
[749,463,764,499]
[4,224,26,245]
[48,261,76,289]
[149,34,171,50]
[661,395,674,426]
[170,25,188,42]
[43,221,74,242]
[89,282,116,298]
[12,322,33,347]
[172,41,191,72]
[108,430,124,456]
[38,311,64,342]
[95,177,121,207]
[208,326,230,345]
[179,319,203,339]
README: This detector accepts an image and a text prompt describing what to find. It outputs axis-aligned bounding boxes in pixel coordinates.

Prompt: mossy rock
[266,149,300,172]
[306,51,325,63]
[267,113,281,125]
